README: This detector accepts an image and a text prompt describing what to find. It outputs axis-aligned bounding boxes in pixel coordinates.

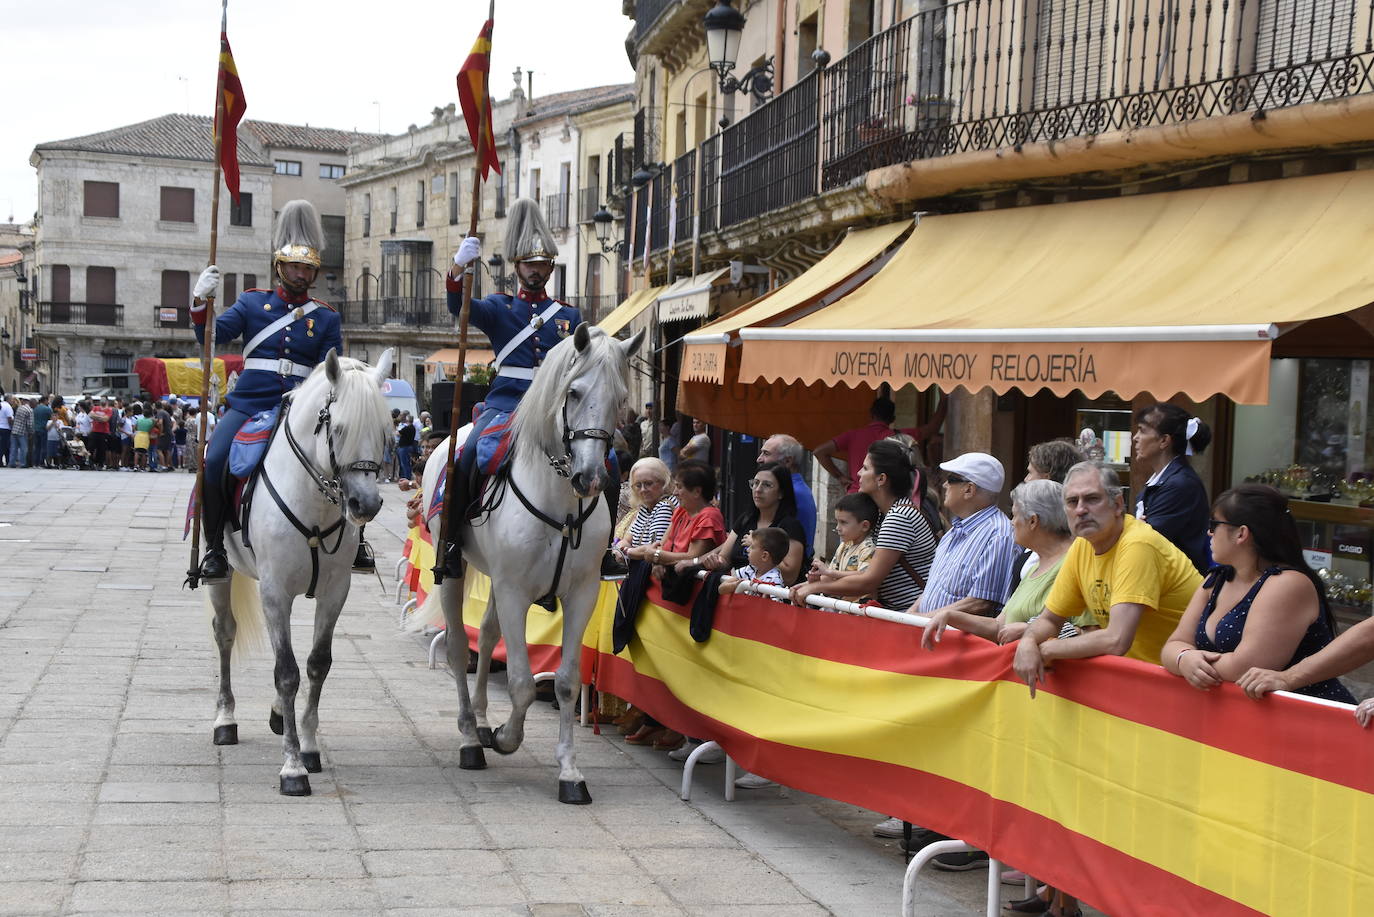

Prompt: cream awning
[598,285,666,336]
[736,170,1374,405]
[423,348,496,375]
[657,268,731,324]
[680,220,913,383]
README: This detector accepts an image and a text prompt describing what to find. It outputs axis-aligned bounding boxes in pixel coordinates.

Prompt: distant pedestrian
[0,394,13,467]
[10,397,33,468]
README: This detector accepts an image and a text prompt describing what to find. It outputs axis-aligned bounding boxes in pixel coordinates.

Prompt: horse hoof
[301,752,322,773]
[458,746,487,770]
[269,711,284,735]
[558,780,592,805]
[212,724,238,746]
[477,727,494,748]
[279,774,311,796]
[489,725,517,756]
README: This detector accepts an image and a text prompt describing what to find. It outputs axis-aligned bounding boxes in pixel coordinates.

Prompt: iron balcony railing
[681,0,1374,230]
[568,294,617,322]
[577,186,601,222]
[39,301,123,327]
[545,192,571,232]
[342,298,453,331]
[649,168,671,253]
[634,0,676,43]
[672,149,696,247]
[720,68,820,227]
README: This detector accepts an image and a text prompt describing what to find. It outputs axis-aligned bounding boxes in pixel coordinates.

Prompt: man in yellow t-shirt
[1013,461,1202,695]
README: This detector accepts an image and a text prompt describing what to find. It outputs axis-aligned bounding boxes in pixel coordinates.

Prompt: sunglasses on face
[944,475,969,486]
[1207,518,1242,534]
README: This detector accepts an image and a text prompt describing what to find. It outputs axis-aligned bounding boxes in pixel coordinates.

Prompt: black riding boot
[434,465,469,584]
[199,474,230,584]
[353,525,375,572]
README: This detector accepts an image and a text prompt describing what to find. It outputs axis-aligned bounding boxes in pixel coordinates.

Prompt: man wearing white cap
[912,452,1018,620]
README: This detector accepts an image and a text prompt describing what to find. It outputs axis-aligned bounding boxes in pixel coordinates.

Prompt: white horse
[209,349,395,796]
[419,323,644,804]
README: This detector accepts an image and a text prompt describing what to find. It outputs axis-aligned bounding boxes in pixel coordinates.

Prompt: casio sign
[1337,543,1365,556]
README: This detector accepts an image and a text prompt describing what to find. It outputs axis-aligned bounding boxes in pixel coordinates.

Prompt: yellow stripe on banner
[622,600,1374,916]
[461,571,565,656]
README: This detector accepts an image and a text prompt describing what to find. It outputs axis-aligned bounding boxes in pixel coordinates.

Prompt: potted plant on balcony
[857,116,900,145]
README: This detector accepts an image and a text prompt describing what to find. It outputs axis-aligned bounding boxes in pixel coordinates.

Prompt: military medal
[264,303,272,311]
[295,307,304,320]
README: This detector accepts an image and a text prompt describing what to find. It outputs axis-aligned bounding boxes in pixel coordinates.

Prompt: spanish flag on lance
[213,5,248,204]
[456,17,501,179]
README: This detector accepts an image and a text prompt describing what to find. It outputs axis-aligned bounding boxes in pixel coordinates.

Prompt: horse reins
[257,389,381,598]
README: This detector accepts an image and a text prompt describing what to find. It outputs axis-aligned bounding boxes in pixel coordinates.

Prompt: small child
[807,493,879,602]
[719,526,789,598]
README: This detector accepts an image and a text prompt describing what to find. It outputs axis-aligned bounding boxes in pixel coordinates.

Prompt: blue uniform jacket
[446,283,582,414]
[195,287,343,416]
[1139,458,1211,572]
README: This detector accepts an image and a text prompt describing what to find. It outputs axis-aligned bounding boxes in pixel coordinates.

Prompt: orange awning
[737,170,1374,404]
[680,220,913,383]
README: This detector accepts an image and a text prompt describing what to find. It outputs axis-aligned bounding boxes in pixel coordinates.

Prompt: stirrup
[199,549,229,584]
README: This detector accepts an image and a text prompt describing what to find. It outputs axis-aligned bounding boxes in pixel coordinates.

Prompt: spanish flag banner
[213,4,248,204]
[456,18,501,180]
[457,570,591,675]
[574,583,1374,917]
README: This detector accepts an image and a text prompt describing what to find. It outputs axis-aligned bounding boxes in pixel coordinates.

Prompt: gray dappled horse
[209,349,394,795]
[419,323,644,804]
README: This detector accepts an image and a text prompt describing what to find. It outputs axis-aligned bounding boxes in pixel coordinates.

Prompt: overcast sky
[1,0,637,223]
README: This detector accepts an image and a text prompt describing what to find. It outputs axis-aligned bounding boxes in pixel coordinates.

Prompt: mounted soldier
[190,200,348,583]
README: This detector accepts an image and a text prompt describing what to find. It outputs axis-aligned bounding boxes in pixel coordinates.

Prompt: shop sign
[1332,525,1370,562]
[158,308,180,323]
[19,347,37,361]
[1303,549,1333,571]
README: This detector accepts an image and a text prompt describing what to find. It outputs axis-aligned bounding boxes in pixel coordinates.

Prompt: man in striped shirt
[911,452,1018,618]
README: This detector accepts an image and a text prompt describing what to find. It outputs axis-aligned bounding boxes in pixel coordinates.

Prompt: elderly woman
[692,461,807,585]
[920,479,1095,649]
[616,457,678,563]
[643,460,725,571]
[1162,484,1354,703]
[1024,439,1085,484]
[790,439,937,611]
[1133,402,1212,572]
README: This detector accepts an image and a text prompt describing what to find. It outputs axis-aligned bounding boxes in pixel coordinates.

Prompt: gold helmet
[272,200,325,271]
[504,197,558,263]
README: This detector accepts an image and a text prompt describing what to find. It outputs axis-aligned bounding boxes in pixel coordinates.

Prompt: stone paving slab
[0,468,1089,916]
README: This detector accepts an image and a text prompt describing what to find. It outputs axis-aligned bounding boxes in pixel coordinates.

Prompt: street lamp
[704,0,774,103]
[591,206,626,255]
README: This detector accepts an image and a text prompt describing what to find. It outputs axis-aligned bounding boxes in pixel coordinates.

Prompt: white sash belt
[496,365,536,380]
[244,357,314,378]
[242,303,320,359]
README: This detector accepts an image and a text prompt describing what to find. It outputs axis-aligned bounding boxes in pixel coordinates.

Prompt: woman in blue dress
[1161,483,1355,703]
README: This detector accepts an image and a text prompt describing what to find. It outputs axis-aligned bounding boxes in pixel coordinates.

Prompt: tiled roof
[243,120,386,153]
[34,115,386,164]
[34,114,270,166]
[515,84,635,126]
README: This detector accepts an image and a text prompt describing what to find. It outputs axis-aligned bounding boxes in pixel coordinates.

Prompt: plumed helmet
[503,197,558,263]
[272,199,326,269]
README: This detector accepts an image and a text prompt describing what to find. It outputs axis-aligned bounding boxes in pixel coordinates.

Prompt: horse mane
[510,326,627,461]
[295,356,392,458]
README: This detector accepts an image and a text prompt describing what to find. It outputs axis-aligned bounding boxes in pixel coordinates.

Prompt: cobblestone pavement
[0,468,1075,916]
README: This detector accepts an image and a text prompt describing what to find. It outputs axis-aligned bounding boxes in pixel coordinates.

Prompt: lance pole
[435,0,495,584]
[188,12,229,588]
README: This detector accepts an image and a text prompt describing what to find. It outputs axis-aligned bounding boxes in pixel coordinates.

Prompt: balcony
[658,0,1374,241]
[633,0,712,61]
[341,298,454,332]
[577,186,601,223]
[672,149,696,246]
[568,294,617,323]
[545,192,571,232]
[649,169,671,252]
[39,301,123,327]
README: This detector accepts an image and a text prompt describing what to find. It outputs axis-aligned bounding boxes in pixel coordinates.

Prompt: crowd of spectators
[603,396,1372,897]
[1,393,204,472]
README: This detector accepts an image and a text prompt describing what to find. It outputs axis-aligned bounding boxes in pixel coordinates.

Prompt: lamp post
[704,0,774,105]
[591,206,627,256]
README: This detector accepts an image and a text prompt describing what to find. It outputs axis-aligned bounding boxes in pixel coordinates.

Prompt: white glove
[453,237,482,268]
[193,265,222,301]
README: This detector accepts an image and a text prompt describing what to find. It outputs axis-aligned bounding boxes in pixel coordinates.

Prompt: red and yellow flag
[213,27,248,204]
[457,19,501,180]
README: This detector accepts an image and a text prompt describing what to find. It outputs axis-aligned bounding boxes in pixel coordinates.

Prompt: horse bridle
[546,393,614,478]
[254,387,382,598]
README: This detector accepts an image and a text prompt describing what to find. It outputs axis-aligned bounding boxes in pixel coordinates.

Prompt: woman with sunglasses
[694,461,807,585]
[1160,483,1354,702]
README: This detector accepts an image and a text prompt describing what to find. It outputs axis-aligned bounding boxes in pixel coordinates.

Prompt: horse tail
[228,571,268,663]
[403,587,447,634]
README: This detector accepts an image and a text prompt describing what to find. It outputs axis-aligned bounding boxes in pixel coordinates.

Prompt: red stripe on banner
[593,652,1262,917]
[648,584,1374,794]
[458,623,562,675]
